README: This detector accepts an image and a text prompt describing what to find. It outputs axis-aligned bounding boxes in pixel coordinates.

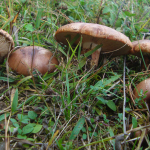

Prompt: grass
[0,0,150,149]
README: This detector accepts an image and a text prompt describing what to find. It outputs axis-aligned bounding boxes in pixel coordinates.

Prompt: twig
[105,80,120,94]
[12,26,19,46]
[89,123,98,143]
[53,114,76,143]
[123,56,127,150]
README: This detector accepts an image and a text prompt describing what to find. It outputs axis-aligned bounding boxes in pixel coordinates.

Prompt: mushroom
[129,40,150,70]
[133,78,150,110]
[55,22,132,67]
[0,29,14,63]
[127,124,150,147]
[8,46,59,76]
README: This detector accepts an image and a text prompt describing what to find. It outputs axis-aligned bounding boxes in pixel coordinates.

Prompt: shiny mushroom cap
[55,22,132,55]
[133,78,150,110]
[0,29,14,63]
[130,40,150,57]
[8,46,59,76]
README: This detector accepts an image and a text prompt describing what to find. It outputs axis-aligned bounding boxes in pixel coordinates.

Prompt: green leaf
[24,24,34,32]
[28,111,37,120]
[69,117,85,140]
[18,128,22,134]
[10,118,19,127]
[17,134,27,139]
[27,138,35,141]
[0,113,9,122]
[118,113,123,120]
[17,114,30,124]
[93,75,121,89]
[102,75,121,86]
[124,11,136,17]
[11,88,18,113]
[106,101,116,111]
[82,134,87,140]
[22,124,34,135]
[103,6,110,14]
[32,124,43,133]
[81,127,86,132]
[125,107,132,111]
[96,96,107,104]
[57,139,65,150]
[132,117,137,128]
[0,77,15,82]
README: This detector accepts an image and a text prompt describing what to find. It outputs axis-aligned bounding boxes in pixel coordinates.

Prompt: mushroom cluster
[0,22,135,76]
[2,19,150,149]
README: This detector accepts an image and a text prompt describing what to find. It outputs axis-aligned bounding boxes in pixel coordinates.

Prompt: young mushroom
[129,40,150,70]
[8,46,59,76]
[0,29,14,63]
[55,22,132,67]
[133,78,150,111]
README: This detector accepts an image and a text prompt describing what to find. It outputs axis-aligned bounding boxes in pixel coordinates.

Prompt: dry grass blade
[5,114,10,150]
[136,129,146,150]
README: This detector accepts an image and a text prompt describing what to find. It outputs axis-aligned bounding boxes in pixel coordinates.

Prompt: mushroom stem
[91,48,101,67]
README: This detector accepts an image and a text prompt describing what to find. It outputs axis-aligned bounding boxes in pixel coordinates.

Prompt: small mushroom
[8,46,59,76]
[133,78,150,110]
[0,29,14,63]
[55,22,132,67]
[129,40,150,70]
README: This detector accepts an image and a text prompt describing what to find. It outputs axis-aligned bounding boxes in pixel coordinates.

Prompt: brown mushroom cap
[129,40,150,70]
[8,46,59,76]
[130,40,150,57]
[55,22,132,55]
[133,78,150,109]
[0,29,14,63]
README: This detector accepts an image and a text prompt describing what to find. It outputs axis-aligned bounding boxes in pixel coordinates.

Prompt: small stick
[123,56,127,150]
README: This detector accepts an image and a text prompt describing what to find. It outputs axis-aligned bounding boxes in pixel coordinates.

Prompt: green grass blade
[0,77,15,82]
[17,95,37,109]
[84,44,102,57]
[15,76,32,87]
[1,16,14,29]
[11,88,18,113]
[35,8,43,29]
[66,70,70,119]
